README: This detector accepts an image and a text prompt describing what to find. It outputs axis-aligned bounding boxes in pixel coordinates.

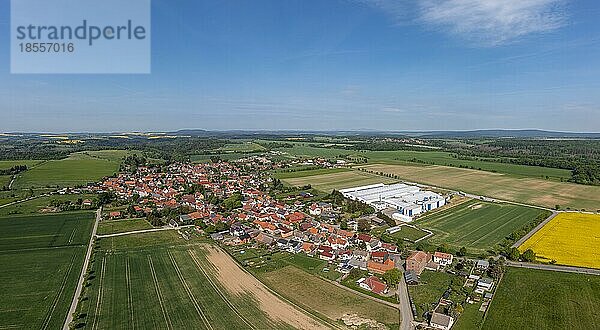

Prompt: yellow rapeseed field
[519,213,600,269]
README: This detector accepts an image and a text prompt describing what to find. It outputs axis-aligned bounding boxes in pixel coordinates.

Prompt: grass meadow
[361,163,600,210]
[257,265,400,328]
[518,213,600,269]
[97,218,154,236]
[13,152,122,189]
[0,193,95,217]
[483,267,600,330]
[417,200,546,253]
[0,212,94,329]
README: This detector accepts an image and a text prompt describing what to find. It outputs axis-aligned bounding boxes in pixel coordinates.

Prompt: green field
[97,218,154,236]
[281,170,397,192]
[13,152,122,189]
[389,225,431,242]
[417,200,546,253]
[77,233,328,329]
[361,163,600,210]
[483,267,600,330]
[0,175,11,188]
[271,143,571,180]
[191,152,263,162]
[219,142,266,153]
[0,212,95,329]
[0,194,95,217]
[0,160,44,170]
[273,167,350,179]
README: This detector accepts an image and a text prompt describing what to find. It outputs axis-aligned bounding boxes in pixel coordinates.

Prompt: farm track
[506,262,600,276]
[125,257,135,330]
[90,256,106,330]
[147,256,173,330]
[188,249,257,330]
[167,251,213,330]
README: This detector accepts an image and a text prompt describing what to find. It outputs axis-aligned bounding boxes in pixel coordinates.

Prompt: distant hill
[409,130,600,138]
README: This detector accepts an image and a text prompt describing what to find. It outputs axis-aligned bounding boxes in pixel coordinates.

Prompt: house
[338,263,354,274]
[348,258,368,270]
[425,261,440,271]
[276,238,289,249]
[433,252,453,267]
[357,276,389,294]
[404,270,419,285]
[370,251,387,263]
[429,312,454,330]
[405,251,431,275]
[367,259,395,274]
[82,199,93,207]
[352,250,369,261]
[255,233,274,246]
[108,211,121,219]
[367,239,382,252]
[476,259,490,271]
[302,242,316,255]
[476,278,494,292]
[287,240,303,254]
[309,203,322,216]
[319,250,335,261]
[381,242,398,253]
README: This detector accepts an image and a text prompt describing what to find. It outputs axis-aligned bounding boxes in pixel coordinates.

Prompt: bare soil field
[202,245,330,329]
[282,171,397,192]
[360,164,600,210]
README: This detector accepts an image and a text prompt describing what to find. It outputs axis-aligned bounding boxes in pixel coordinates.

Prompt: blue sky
[1,0,600,132]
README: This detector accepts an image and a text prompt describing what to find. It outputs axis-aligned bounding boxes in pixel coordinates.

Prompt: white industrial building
[340,183,446,221]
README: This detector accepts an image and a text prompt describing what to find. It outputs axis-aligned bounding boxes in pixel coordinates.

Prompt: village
[91,154,502,330]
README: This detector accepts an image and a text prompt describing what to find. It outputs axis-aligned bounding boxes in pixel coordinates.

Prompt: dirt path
[202,245,331,330]
[506,261,600,276]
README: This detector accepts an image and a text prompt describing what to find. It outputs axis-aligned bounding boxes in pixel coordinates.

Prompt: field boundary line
[91,256,106,330]
[125,256,135,330]
[167,251,213,330]
[511,211,558,248]
[188,249,257,330]
[40,253,77,330]
[147,256,173,330]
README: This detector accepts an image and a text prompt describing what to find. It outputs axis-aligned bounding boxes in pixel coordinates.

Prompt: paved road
[511,211,558,248]
[95,224,194,238]
[63,207,101,330]
[397,277,414,330]
[507,261,600,276]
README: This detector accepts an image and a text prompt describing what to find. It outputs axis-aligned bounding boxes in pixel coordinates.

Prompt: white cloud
[361,0,568,46]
